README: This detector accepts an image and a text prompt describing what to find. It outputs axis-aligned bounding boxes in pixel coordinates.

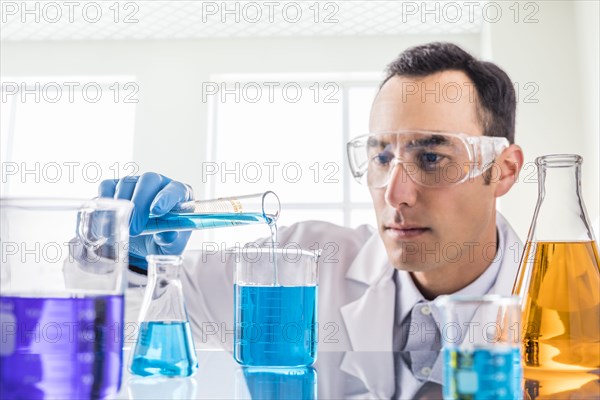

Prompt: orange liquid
[513,241,600,398]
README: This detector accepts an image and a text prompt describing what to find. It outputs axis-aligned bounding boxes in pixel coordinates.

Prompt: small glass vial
[129,255,198,377]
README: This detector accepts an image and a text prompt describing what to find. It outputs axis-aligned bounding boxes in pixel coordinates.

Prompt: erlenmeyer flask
[512,155,599,396]
[129,255,198,377]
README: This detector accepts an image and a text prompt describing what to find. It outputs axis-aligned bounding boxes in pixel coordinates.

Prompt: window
[204,74,380,245]
[1,77,137,198]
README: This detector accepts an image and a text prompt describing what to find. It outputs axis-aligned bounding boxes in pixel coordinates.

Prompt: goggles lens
[347,132,508,188]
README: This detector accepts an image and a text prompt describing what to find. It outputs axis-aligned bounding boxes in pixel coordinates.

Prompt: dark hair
[382,42,516,144]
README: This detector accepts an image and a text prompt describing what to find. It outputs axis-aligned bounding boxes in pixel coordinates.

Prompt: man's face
[369,71,498,271]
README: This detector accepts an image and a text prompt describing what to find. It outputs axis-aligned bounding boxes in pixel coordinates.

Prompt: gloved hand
[99,172,194,271]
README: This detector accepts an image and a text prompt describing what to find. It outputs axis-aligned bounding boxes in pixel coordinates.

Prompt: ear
[494,144,524,197]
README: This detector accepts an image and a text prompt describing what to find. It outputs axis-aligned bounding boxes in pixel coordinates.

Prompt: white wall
[575,0,600,236]
[485,0,599,239]
[1,33,479,190]
[2,1,598,241]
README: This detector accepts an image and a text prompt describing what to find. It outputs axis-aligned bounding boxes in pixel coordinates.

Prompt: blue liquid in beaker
[143,212,275,235]
[130,321,198,377]
[0,294,124,400]
[234,285,317,367]
[443,346,522,400]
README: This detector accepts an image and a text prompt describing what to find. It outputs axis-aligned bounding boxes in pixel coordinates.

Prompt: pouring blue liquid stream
[140,191,281,285]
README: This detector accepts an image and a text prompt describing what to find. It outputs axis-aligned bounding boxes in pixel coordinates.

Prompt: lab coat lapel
[489,212,522,295]
[340,233,396,351]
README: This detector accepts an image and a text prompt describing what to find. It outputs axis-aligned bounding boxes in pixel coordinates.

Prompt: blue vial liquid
[142,212,275,235]
[234,285,317,367]
[0,294,124,400]
[443,346,522,400]
[129,321,198,377]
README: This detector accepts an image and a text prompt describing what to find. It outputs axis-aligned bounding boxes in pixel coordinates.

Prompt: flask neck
[530,155,594,242]
[146,254,184,280]
[139,255,188,323]
[148,262,182,280]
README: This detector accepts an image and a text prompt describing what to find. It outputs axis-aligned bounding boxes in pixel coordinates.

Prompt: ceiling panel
[0,1,483,41]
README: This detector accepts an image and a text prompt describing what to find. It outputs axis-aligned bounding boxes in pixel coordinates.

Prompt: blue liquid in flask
[0,294,124,400]
[142,212,275,235]
[130,321,198,377]
[234,285,317,367]
[443,346,522,400]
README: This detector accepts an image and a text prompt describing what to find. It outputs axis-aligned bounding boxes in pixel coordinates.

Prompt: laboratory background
[1,1,599,246]
[1,1,600,399]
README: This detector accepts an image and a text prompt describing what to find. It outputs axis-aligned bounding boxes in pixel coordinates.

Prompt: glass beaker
[141,191,280,235]
[0,197,132,400]
[434,295,522,400]
[511,154,600,397]
[129,255,198,377]
[232,247,319,367]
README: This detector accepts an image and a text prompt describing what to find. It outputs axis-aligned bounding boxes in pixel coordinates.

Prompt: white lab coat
[125,213,523,354]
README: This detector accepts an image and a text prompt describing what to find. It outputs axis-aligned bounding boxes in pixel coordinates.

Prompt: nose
[384,162,419,208]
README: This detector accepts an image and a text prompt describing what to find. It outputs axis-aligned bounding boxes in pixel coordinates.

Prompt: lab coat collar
[395,268,426,327]
[488,212,522,295]
[341,233,396,351]
[345,231,391,285]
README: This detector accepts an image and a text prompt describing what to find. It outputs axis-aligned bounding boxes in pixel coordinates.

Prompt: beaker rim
[0,196,133,212]
[535,154,582,167]
[146,254,184,264]
[434,294,520,307]
[226,247,321,259]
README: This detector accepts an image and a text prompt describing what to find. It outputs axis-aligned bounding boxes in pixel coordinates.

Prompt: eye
[424,153,440,163]
[372,151,394,167]
[418,152,446,171]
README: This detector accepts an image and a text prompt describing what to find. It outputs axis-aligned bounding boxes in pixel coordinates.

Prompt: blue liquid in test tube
[140,192,280,235]
[142,212,275,235]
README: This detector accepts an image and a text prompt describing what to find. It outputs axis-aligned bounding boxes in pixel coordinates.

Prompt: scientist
[99,42,524,395]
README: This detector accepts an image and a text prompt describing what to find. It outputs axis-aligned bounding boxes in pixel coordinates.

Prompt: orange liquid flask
[512,155,600,399]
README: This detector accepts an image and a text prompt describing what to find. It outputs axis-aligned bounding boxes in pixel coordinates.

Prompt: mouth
[384,225,431,239]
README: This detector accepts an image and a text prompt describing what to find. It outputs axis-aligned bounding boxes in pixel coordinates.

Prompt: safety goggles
[347,131,509,188]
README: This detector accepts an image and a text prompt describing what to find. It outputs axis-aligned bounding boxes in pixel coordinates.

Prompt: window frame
[206,73,381,229]
[0,77,137,197]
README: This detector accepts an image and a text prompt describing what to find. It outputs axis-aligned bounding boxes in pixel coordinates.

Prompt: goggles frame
[347,130,510,188]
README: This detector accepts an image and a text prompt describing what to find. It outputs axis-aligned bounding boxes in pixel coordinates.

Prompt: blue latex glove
[99,172,194,271]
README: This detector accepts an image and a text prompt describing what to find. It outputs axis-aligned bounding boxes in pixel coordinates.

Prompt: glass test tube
[141,191,280,235]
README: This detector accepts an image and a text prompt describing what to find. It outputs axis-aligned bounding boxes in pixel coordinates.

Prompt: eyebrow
[406,135,451,149]
[366,137,387,149]
[367,134,451,149]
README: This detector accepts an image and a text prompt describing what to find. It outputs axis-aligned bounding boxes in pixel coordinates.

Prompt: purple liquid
[0,295,124,400]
